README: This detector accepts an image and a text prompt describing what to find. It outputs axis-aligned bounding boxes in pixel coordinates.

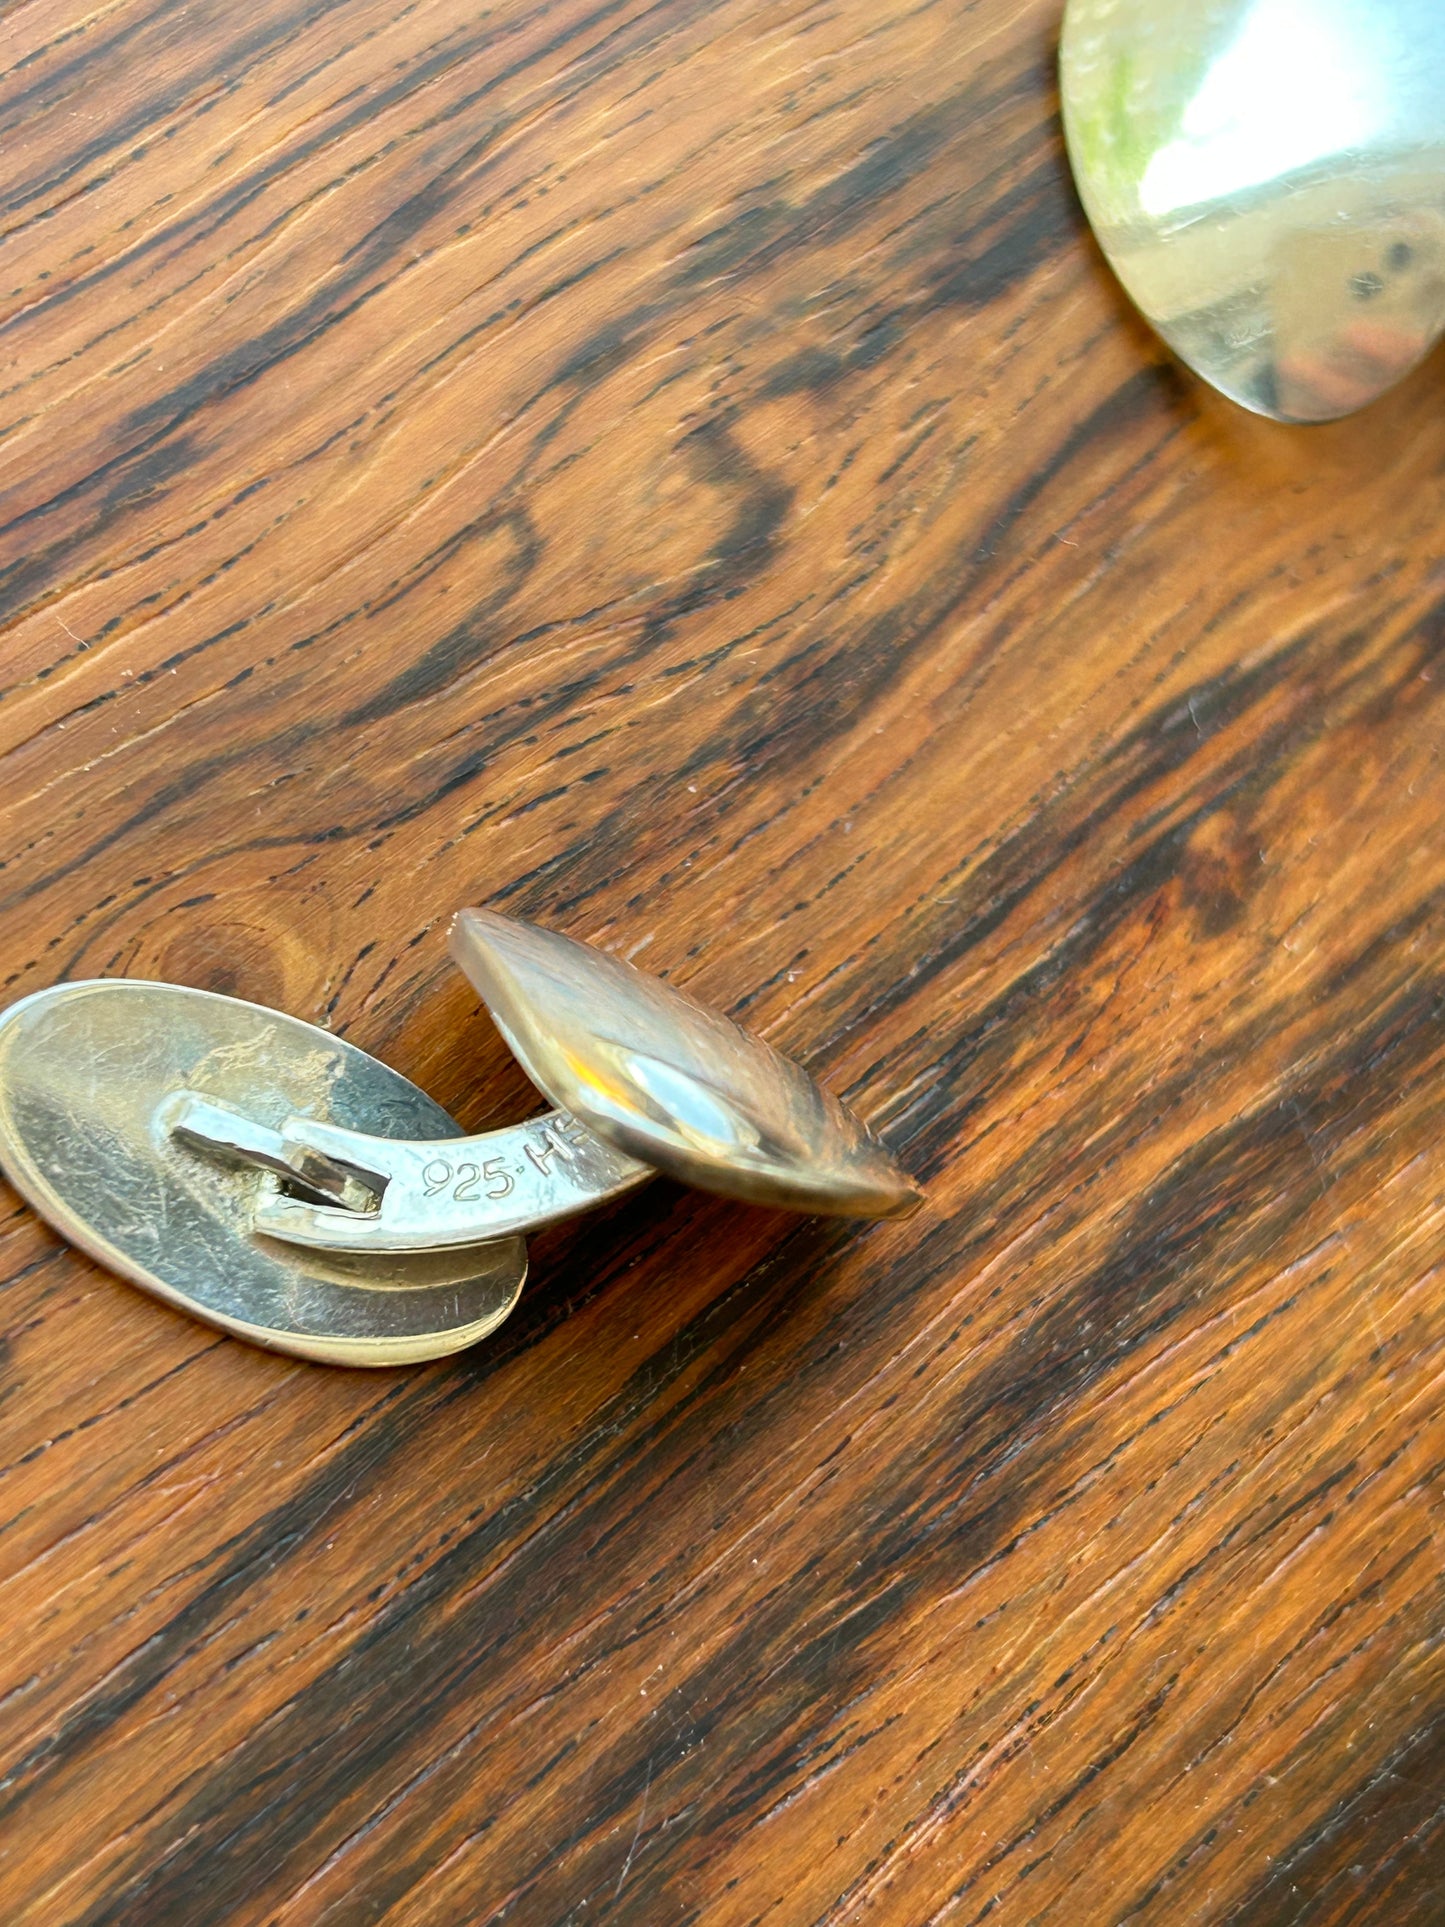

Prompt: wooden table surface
[3,0,1445,1921]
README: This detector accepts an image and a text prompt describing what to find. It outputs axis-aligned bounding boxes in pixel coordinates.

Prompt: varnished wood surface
[2,0,1444,1919]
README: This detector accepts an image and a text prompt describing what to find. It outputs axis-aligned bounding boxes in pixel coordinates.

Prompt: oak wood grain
[2,0,1444,1921]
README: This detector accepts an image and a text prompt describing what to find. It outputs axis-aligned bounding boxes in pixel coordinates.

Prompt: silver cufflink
[0,911,921,1365]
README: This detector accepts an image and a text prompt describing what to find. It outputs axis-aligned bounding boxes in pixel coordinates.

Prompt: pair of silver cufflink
[0,911,921,1365]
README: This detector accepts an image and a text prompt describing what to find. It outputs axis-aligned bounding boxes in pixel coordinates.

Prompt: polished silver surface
[0,982,526,1365]
[449,909,922,1218]
[1061,0,1445,421]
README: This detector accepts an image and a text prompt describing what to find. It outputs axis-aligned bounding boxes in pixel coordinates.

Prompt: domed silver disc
[449,910,922,1218]
[0,981,526,1365]
[1061,0,1445,422]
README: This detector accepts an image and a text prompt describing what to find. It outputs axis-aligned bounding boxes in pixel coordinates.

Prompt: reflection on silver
[1061,0,1445,421]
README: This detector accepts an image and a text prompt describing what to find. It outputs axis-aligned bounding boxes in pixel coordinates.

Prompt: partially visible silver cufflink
[0,911,921,1365]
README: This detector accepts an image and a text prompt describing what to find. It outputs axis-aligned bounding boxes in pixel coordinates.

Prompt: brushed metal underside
[0,981,526,1366]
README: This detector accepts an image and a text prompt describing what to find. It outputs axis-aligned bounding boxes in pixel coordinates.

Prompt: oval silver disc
[0,981,527,1365]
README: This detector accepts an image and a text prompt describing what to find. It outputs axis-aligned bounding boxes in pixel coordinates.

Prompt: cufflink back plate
[0,978,529,1365]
